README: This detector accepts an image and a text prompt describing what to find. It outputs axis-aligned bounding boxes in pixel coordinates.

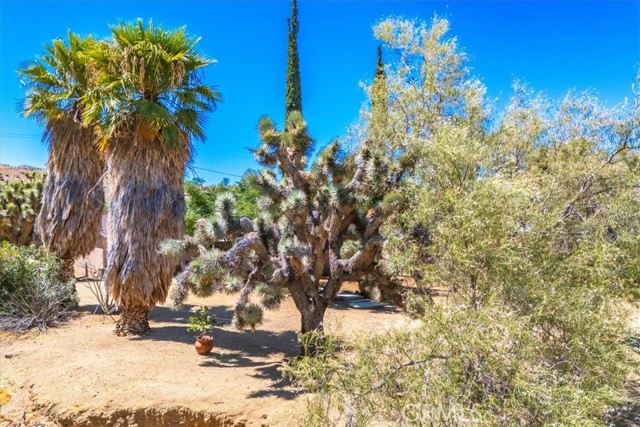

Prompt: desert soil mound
[0,164,43,183]
[0,283,404,427]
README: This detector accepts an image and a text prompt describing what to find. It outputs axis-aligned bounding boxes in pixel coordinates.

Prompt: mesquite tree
[162,111,409,342]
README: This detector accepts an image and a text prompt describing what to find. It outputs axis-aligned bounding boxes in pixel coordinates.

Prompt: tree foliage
[285,17,640,426]
[83,18,221,151]
[370,45,388,141]
[18,32,106,278]
[184,173,261,235]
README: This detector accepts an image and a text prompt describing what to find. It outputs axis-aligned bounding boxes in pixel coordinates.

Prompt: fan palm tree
[19,33,106,279]
[85,20,220,335]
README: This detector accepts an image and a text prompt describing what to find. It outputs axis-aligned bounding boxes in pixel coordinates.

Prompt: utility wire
[189,166,244,179]
[1,133,249,180]
[0,133,42,140]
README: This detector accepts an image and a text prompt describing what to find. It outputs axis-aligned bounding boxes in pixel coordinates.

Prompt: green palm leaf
[85,19,220,149]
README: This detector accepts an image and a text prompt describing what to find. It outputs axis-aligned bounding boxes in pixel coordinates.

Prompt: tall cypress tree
[285,0,302,122]
[371,45,388,140]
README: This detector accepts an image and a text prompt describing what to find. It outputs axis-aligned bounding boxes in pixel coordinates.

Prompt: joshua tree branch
[339,236,384,274]
[218,232,269,273]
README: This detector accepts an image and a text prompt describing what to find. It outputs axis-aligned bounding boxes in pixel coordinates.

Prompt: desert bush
[285,16,640,426]
[287,302,634,427]
[0,242,77,331]
[78,259,115,316]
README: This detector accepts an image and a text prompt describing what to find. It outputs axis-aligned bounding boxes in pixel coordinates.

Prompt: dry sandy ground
[0,280,405,427]
[1,246,638,426]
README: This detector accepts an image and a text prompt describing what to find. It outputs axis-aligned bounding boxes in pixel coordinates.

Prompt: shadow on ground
[126,305,298,354]
[610,378,640,427]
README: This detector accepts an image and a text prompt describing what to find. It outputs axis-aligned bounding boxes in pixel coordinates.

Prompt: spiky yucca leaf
[235,302,264,332]
[0,173,44,246]
[215,191,236,224]
[311,140,350,182]
[253,145,277,166]
[253,213,275,248]
[256,283,286,311]
[170,284,190,310]
[192,279,215,298]
[224,275,243,294]
[282,189,306,212]
[256,196,273,211]
[258,116,280,148]
[277,236,294,255]
[283,111,314,155]
[159,239,189,257]
[251,170,280,199]
[194,217,227,243]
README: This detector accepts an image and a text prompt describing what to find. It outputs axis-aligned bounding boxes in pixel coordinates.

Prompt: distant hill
[0,164,44,183]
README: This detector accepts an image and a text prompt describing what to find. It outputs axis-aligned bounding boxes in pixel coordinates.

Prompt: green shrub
[287,302,634,427]
[186,305,224,336]
[184,174,260,236]
[0,242,77,331]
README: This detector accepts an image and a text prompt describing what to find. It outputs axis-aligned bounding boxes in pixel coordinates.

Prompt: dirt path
[0,283,403,426]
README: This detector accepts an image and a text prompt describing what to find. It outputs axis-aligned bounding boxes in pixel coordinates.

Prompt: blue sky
[1,1,638,183]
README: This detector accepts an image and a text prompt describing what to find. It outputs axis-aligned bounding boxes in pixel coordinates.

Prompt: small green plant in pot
[187,306,224,355]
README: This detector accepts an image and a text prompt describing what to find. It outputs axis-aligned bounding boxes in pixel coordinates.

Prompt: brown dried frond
[104,127,191,307]
[37,114,105,261]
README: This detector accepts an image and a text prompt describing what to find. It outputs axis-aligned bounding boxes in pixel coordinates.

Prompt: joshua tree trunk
[37,116,105,281]
[301,305,325,334]
[288,284,327,355]
[105,135,189,336]
[288,284,327,334]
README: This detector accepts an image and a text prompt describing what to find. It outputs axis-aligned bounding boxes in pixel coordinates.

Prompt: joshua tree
[0,173,44,246]
[163,111,408,352]
[19,33,106,278]
[84,20,220,335]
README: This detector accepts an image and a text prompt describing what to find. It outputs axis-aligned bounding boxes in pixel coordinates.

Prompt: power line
[0,133,43,140]
[189,166,244,179]
[1,132,251,179]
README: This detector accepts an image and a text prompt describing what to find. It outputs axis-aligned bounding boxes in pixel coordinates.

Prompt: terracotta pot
[195,335,213,355]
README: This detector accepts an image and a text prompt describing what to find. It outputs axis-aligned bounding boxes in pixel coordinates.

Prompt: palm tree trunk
[37,116,105,281]
[61,258,76,282]
[114,302,151,336]
[104,135,189,336]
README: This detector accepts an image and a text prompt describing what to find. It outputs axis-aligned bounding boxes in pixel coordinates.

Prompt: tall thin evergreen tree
[285,0,302,122]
